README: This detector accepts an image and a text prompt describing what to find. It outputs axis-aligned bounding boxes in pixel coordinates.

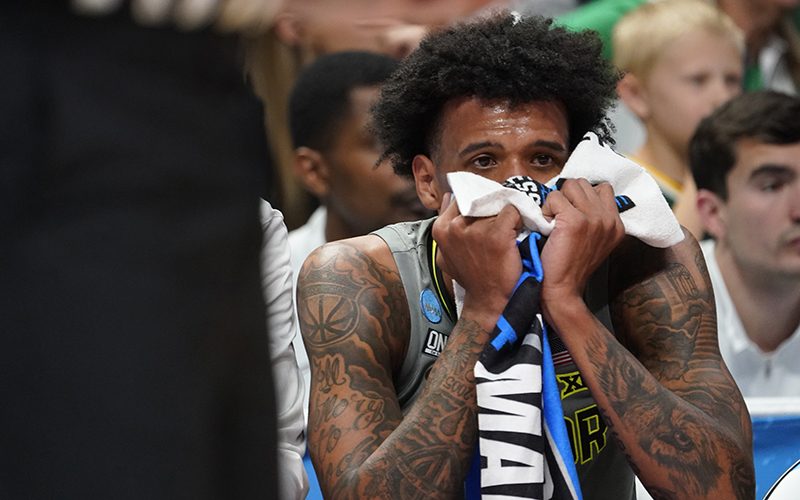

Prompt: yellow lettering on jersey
[575,405,607,464]
[557,371,587,399]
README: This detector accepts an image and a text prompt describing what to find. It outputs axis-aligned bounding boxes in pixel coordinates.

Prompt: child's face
[643,29,743,156]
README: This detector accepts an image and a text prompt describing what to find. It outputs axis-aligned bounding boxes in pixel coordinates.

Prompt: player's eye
[533,154,555,167]
[472,156,496,169]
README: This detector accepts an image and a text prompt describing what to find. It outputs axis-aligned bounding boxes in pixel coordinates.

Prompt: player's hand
[539,179,624,303]
[432,192,523,316]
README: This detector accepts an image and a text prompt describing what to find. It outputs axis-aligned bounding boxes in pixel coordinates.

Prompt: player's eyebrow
[458,141,502,158]
[530,140,567,153]
[457,139,566,158]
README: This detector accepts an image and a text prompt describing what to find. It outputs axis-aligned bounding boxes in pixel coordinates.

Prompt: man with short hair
[298,14,754,500]
[284,50,435,419]
[690,90,800,398]
[287,50,434,259]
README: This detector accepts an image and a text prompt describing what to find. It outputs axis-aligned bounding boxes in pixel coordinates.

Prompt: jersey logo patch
[423,328,449,357]
[420,289,442,324]
[557,371,588,399]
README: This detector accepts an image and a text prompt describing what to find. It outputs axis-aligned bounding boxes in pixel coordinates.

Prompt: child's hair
[613,0,744,79]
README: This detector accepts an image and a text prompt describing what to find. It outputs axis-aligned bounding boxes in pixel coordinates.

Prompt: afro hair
[371,13,621,178]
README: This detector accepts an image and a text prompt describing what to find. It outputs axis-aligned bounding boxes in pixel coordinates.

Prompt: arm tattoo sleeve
[298,242,488,500]
[596,239,755,500]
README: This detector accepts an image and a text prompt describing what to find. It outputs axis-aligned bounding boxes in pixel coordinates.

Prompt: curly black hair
[371,13,621,178]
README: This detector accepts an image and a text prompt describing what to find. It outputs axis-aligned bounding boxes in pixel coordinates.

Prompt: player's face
[418,98,570,208]
[718,139,800,278]
[643,29,742,157]
[326,86,434,236]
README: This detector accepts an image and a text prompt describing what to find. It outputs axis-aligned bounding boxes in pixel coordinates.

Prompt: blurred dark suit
[0,2,276,498]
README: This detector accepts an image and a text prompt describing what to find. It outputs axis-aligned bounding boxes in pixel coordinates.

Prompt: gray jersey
[374,218,635,500]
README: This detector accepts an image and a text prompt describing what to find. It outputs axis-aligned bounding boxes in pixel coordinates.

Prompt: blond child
[613,0,744,237]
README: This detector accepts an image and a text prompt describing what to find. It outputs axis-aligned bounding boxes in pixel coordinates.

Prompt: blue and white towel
[474,229,583,500]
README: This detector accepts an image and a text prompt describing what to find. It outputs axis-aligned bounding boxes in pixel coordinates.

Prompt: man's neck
[718,0,786,59]
[324,209,357,243]
[715,242,800,352]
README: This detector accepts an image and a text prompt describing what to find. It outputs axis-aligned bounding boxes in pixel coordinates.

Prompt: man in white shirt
[285,50,435,418]
[690,90,800,398]
[260,203,309,500]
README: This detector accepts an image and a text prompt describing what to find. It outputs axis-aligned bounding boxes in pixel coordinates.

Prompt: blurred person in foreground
[298,13,754,500]
[613,0,744,238]
[0,0,298,498]
[284,50,435,421]
[690,90,800,398]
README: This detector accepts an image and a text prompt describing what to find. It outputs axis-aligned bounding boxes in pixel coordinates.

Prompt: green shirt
[555,0,800,90]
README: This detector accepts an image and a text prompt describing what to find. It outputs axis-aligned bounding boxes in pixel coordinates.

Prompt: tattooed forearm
[591,239,755,499]
[354,317,489,500]
[611,261,747,435]
[589,333,724,497]
[299,242,489,500]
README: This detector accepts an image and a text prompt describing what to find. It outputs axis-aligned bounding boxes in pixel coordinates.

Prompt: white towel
[447,131,684,318]
[447,131,684,249]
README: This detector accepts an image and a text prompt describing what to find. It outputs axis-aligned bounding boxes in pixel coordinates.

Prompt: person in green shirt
[557,0,800,92]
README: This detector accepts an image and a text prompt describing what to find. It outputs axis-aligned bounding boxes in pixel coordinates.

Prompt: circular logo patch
[420,289,442,324]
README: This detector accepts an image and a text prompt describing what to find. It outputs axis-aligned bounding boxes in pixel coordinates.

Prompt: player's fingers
[556,178,596,208]
[591,182,619,208]
[552,178,620,215]
[495,204,524,234]
[541,189,575,219]
[440,191,452,213]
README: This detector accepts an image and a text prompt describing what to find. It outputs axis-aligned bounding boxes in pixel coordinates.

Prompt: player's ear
[293,147,330,198]
[413,154,445,210]
[696,188,728,240]
[616,73,651,120]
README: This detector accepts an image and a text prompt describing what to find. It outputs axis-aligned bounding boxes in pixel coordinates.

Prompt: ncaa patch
[423,328,449,357]
[420,289,442,324]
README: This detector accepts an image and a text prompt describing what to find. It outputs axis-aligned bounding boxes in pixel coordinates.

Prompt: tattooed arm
[536,179,754,499]
[542,230,754,500]
[298,208,521,500]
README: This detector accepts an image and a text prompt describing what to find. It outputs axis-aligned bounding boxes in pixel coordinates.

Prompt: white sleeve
[261,201,309,500]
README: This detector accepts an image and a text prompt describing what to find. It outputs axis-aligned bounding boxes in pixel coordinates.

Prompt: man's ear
[616,73,651,121]
[413,154,444,211]
[273,10,302,46]
[293,147,330,198]
[696,188,728,240]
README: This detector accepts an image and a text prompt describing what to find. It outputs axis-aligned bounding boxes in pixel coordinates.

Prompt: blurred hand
[71,0,284,32]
